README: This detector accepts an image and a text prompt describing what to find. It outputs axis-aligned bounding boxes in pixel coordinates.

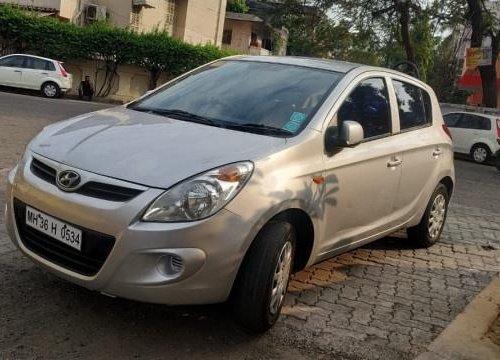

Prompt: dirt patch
[487,313,500,346]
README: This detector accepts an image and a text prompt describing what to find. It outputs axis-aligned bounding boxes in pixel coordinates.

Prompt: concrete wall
[222,18,252,53]
[64,59,171,102]
[0,0,61,9]
[174,0,226,45]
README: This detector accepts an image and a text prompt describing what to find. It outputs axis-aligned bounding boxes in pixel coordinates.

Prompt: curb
[416,276,500,360]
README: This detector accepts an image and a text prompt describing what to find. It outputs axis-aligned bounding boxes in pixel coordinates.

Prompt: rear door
[390,78,443,221]
[0,55,26,87]
[22,57,54,90]
[456,114,491,153]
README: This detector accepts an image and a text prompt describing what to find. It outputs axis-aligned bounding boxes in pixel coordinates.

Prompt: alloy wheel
[44,84,58,97]
[269,240,293,315]
[428,194,446,239]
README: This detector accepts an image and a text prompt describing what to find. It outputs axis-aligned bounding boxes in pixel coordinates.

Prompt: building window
[130,7,142,31]
[164,0,175,33]
[222,29,232,45]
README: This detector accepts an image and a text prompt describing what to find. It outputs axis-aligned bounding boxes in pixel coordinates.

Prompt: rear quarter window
[393,80,432,131]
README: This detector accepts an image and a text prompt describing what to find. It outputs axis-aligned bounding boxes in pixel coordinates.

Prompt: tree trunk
[398,1,415,65]
[467,0,498,108]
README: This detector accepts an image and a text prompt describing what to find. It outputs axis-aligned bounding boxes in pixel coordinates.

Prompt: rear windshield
[129,60,343,137]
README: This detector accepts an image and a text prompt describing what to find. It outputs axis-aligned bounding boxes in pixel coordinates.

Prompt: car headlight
[142,162,254,222]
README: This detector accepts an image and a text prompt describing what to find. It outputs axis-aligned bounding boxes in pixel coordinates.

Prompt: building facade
[0,0,227,46]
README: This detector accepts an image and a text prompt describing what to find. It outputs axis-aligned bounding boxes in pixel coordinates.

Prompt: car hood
[31,107,286,188]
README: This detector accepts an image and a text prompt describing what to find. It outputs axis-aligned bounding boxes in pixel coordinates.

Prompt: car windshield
[128,60,343,137]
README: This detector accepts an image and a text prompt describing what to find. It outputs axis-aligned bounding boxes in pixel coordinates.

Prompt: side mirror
[325,120,364,153]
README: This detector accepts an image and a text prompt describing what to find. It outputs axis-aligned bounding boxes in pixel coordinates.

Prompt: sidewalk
[417,276,500,360]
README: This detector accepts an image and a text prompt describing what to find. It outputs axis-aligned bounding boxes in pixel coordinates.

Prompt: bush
[0,5,234,94]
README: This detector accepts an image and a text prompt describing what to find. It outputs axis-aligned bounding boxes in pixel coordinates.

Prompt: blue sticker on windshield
[283,112,307,133]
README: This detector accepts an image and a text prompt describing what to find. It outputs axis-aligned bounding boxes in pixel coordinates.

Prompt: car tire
[407,183,449,248]
[41,82,61,98]
[470,144,491,164]
[231,221,295,333]
[495,151,500,171]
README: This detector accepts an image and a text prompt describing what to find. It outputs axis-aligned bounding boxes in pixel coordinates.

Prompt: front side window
[0,55,25,68]
[129,61,343,137]
[337,77,391,139]
[393,80,431,130]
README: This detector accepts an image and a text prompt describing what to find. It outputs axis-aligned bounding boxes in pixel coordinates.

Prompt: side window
[459,114,489,130]
[477,115,491,130]
[26,57,49,70]
[46,62,56,71]
[0,55,25,68]
[393,80,430,130]
[337,77,391,139]
[443,113,461,127]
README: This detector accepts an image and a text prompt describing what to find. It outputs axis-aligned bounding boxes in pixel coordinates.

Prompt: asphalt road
[0,91,499,360]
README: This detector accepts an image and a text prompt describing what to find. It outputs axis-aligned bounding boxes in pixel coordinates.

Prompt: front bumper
[5,154,251,305]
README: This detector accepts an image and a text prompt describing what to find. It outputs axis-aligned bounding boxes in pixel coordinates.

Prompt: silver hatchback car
[5,56,454,332]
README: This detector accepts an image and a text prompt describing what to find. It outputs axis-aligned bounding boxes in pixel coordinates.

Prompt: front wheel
[407,183,449,248]
[231,221,295,333]
[41,82,60,98]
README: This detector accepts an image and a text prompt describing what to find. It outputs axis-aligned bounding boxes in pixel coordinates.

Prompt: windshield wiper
[129,106,222,126]
[226,123,294,137]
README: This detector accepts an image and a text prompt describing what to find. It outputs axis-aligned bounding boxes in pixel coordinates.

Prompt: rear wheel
[407,184,449,248]
[41,82,60,98]
[470,144,491,164]
[232,221,295,333]
[495,151,500,171]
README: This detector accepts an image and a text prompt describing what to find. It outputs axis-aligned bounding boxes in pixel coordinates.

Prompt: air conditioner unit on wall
[86,4,107,21]
[132,0,156,8]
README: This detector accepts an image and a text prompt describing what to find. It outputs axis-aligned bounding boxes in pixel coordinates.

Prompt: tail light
[442,124,453,140]
[496,118,500,138]
[58,62,68,78]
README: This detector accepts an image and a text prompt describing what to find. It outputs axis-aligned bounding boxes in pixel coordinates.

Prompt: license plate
[25,206,82,251]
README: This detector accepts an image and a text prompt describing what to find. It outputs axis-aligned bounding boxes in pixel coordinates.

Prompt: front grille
[31,158,57,185]
[13,199,115,276]
[78,182,143,202]
[30,158,143,202]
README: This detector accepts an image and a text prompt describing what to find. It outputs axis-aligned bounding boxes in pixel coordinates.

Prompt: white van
[443,111,500,163]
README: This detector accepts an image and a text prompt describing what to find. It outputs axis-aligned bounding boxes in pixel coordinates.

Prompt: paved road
[1,91,499,359]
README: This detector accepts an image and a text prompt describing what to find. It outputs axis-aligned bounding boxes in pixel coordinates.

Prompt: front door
[321,76,402,255]
[0,55,25,87]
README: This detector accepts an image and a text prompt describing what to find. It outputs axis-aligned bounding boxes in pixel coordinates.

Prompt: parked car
[0,54,72,98]
[4,56,455,332]
[443,111,500,164]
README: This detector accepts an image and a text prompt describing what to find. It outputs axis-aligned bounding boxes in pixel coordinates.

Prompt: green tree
[226,0,249,13]
[465,0,500,108]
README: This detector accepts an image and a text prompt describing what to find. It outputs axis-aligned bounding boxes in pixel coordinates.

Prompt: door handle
[13,70,22,73]
[40,72,48,75]
[387,158,403,168]
[433,148,442,157]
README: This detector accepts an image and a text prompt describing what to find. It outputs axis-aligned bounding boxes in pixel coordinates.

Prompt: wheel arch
[439,176,454,198]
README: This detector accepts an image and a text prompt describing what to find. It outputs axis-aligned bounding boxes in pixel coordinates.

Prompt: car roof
[2,53,58,62]
[228,55,428,87]
[230,55,362,73]
[444,111,498,120]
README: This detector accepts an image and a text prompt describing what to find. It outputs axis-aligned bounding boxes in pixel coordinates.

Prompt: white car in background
[443,111,500,163]
[0,54,72,98]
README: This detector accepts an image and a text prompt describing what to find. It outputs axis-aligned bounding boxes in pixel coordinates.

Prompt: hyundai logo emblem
[56,170,81,191]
